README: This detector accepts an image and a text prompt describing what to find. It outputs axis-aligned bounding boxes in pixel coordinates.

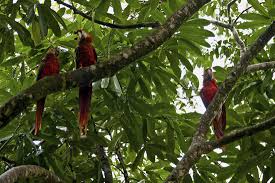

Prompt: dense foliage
[0,0,275,182]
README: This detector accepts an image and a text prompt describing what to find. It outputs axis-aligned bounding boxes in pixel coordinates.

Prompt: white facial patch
[78,31,82,39]
[82,31,87,38]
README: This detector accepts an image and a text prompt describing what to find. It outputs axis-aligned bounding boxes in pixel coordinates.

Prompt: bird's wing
[75,46,80,69]
[200,89,209,108]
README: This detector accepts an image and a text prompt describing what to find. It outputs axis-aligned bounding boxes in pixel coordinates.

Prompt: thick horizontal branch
[246,61,275,73]
[165,21,275,182]
[0,0,211,128]
[0,165,62,183]
[53,0,160,29]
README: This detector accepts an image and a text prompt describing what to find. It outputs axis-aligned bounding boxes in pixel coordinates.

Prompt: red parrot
[75,30,97,137]
[35,48,60,135]
[200,68,226,140]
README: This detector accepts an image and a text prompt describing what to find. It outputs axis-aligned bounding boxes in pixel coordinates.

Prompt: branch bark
[53,0,160,29]
[165,21,275,182]
[115,148,129,183]
[0,0,210,128]
[246,61,275,73]
[96,145,113,183]
[0,165,62,183]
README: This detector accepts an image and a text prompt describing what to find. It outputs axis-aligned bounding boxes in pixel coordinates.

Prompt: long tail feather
[213,105,226,140]
[79,86,92,138]
[35,97,46,135]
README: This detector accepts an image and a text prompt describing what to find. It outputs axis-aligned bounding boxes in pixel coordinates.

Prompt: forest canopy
[0,0,275,182]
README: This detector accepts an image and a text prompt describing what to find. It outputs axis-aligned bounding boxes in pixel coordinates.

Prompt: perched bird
[75,29,97,137]
[200,68,226,140]
[35,48,60,135]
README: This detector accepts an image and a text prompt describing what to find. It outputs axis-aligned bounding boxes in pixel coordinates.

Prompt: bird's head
[203,68,213,81]
[74,29,92,43]
[46,47,60,57]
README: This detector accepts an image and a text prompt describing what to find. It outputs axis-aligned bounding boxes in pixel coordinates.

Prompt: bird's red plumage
[35,49,60,135]
[75,30,97,137]
[200,69,226,140]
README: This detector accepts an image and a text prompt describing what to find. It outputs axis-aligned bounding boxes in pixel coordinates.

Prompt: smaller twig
[210,20,246,54]
[246,61,275,73]
[26,65,39,74]
[93,121,113,183]
[107,130,129,183]
[209,20,232,29]
[115,148,129,183]
[231,26,246,54]
[227,0,237,24]
[232,3,264,26]
[232,6,253,26]
[53,0,160,29]
[0,124,21,153]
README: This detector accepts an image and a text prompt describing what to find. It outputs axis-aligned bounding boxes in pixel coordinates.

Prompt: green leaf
[131,148,145,170]
[178,38,202,55]
[111,75,122,96]
[109,132,122,150]
[0,14,34,47]
[101,78,110,88]
[112,0,122,17]
[96,0,111,16]
[248,0,269,17]
[166,123,175,153]
[185,18,210,26]
[269,8,275,17]
[271,156,275,177]
[42,5,61,37]
[50,9,67,30]
[176,53,193,71]
[166,51,181,78]
[1,56,24,67]
[37,4,48,37]
[138,77,152,98]
[240,13,270,21]
[32,18,41,45]
[237,21,269,29]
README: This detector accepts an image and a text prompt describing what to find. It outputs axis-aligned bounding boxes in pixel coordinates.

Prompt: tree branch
[209,116,275,149]
[196,116,275,155]
[227,0,237,24]
[210,20,246,54]
[106,129,129,183]
[0,0,211,128]
[115,148,129,183]
[53,0,160,29]
[96,145,113,183]
[165,21,275,182]
[232,3,264,26]
[209,20,232,29]
[246,61,275,73]
[0,165,63,183]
